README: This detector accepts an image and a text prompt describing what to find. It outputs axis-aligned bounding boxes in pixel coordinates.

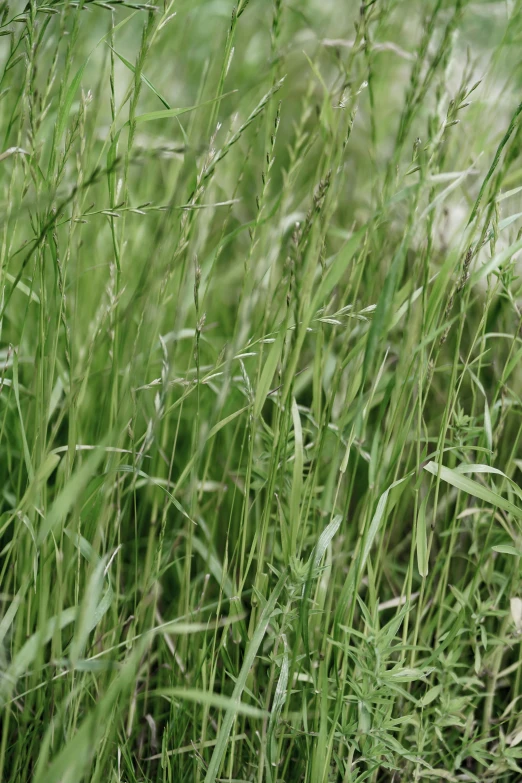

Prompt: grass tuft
[1,1,522,781]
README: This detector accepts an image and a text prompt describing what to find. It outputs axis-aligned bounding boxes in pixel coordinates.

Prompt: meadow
[1,0,522,780]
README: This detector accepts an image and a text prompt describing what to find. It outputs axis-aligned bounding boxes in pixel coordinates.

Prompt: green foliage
[1,1,522,781]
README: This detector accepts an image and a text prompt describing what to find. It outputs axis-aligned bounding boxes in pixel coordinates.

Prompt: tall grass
[1,0,522,780]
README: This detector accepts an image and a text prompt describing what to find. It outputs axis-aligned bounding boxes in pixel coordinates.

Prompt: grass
[1,0,522,780]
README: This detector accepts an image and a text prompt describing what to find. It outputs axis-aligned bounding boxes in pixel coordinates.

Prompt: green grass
[1,0,522,780]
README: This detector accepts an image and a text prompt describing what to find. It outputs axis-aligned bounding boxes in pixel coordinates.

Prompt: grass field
[1,0,522,780]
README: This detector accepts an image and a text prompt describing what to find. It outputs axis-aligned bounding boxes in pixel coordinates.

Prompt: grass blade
[204,570,287,783]
[424,461,522,519]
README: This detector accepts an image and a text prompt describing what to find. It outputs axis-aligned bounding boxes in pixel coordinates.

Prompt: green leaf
[266,634,289,781]
[191,535,235,599]
[0,607,77,706]
[4,272,39,303]
[0,588,22,649]
[108,45,171,109]
[13,350,34,483]
[204,570,287,783]
[253,326,284,419]
[416,493,429,578]
[69,555,110,664]
[361,477,409,567]
[207,405,249,439]
[38,442,108,545]
[471,235,522,284]
[135,92,236,126]
[388,666,433,682]
[301,515,343,656]
[362,236,408,383]
[154,688,268,718]
[453,463,522,502]
[55,61,87,146]
[424,461,522,519]
[314,514,342,567]
[35,640,148,783]
[289,398,303,554]
[492,544,522,556]
[309,226,367,317]
[335,475,410,628]
[498,211,522,232]
[420,684,442,707]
